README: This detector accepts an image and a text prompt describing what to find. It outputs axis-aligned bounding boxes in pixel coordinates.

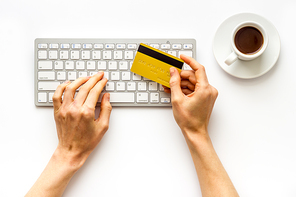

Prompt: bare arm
[166,55,239,197]
[26,72,112,197]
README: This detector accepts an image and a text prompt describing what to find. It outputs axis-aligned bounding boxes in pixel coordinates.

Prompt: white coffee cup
[225,21,268,66]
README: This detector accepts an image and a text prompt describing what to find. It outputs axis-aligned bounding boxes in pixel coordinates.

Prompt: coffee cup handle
[225,52,238,66]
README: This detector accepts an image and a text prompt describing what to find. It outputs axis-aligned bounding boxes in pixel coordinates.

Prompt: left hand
[53,72,112,167]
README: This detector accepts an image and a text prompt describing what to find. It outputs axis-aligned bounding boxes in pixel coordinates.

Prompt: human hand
[53,72,112,168]
[166,55,218,141]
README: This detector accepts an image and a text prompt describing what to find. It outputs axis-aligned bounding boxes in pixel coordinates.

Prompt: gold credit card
[131,43,184,88]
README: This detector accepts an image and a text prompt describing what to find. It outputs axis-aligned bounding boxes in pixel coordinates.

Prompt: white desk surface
[1,0,296,196]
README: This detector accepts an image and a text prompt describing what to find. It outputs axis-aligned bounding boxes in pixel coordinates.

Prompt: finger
[52,81,71,111]
[84,78,108,108]
[96,93,112,134]
[63,77,91,106]
[75,72,104,106]
[163,86,171,94]
[180,70,197,85]
[181,80,195,91]
[180,54,209,85]
[169,67,184,103]
[181,88,193,95]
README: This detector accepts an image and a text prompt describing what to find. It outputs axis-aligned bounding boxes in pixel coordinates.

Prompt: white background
[1,0,296,196]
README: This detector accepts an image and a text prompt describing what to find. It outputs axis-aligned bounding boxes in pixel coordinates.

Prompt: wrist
[53,146,88,173]
[181,127,212,153]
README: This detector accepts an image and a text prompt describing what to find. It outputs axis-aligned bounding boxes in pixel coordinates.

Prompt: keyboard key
[124,51,133,59]
[116,44,126,49]
[87,61,96,70]
[54,61,63,69]
[127,82,136,91]
[183,44,193,49]
[138,82,147,91]
[57,72,66,80]
[121,72,130,80]
[179,50,193,58]
[68,72,77,80]
[83,44,92,49]
[161,97,170,103]
[72,44,81,49]
[183,64,192,70]
[38,61,52,69]
[79,72,87,78]
[98,61,107,70]
[106,82,115,91]
[65,61,74,70]
[109,93,134,103]
[103,72,109,80]
[71,51,80,59]
[127,44,137,49]
[149,82,158,91]
[92,51,101,59]
[137,93,148,103]
[38,92,47,102]
[168,51,177,57]
[114,51,123,59]
[60,50,69,59]
[111,72,120,80]
[105,44,115,49]
[76,61,85,70]
[150,44,159,49]
[172,44,181,49]
[161,44,170,49]
[49,51,58,59]
[150,93,159,103]
[61,44,70,49]
[48,92,54,102]
[94,44,103,49]
[38,51,47,59]
[108,61,117,70]
[89,71,97,76]
[116,82,125,91]
[82,51,90,59]
[38,72,55,80]
[49,44,58,49]
[103,51,112,59]
[132,73,141,81]
[38,44,47,49]
[119,61,128,70]
[38,82,60,90]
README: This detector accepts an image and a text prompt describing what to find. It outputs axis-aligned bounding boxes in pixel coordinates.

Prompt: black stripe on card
[137,44,184,69]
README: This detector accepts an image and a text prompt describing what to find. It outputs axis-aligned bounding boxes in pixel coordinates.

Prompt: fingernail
[64,80,70,84]
[170,67,175,76]
[106,93,110,101]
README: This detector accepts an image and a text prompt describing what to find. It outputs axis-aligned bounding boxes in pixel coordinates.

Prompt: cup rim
[231,21,268,60]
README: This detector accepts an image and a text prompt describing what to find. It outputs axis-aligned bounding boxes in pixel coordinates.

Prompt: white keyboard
[35,39,196,107]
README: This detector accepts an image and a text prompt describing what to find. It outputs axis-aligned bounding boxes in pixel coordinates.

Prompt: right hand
[166,55,218,141]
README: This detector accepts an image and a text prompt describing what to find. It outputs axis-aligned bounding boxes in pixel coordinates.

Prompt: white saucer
[213,13,281,79]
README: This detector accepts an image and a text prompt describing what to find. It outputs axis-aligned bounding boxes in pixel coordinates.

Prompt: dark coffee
[234,26,263,54]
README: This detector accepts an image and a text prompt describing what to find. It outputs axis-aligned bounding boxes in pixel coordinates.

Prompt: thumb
[169,67,183,102]
[97,93,112,131]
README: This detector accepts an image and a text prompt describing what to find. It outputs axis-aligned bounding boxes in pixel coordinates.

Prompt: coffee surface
[235,26,263,54]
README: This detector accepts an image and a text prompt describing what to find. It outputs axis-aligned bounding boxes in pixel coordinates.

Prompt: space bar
[100,93,135,103]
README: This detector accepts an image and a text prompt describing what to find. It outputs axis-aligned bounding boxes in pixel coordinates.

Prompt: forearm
[184,129,239,197]
[25,148,84,197]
